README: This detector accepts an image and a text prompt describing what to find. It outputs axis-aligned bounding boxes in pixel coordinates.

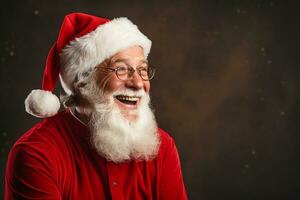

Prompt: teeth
[116,95,139,101]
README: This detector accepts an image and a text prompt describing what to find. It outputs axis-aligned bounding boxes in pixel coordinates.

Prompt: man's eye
[139,67,148,71]
[138,67,148,76]
[116,66,128,74]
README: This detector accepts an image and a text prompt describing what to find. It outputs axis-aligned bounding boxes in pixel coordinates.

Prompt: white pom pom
[25,89,60,118]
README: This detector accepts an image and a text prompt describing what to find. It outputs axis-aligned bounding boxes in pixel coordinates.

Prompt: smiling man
[5,13,188,200]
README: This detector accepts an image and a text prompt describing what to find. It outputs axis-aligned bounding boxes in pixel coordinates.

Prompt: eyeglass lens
[116,66,155,81]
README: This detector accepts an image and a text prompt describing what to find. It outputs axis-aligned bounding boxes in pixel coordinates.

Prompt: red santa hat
[24,12,152,118]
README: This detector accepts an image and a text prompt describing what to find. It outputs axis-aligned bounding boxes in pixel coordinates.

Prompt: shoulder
[10,111,76,162]
[158,127,176,145]
[6,111,77,177]
[157,128,177,155]
[16,111,68,146]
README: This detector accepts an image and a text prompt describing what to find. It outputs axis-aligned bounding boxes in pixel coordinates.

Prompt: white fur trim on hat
[59,17,152,95]
[25,89,60,118]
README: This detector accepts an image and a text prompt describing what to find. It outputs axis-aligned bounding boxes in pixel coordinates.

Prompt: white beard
[85,89,160,163]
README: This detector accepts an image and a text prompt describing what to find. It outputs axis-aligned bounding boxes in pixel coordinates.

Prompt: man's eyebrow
[111,58,148,65]
[111,58,128,64]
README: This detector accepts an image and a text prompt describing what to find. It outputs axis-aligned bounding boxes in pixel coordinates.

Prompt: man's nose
[125,71,144,90]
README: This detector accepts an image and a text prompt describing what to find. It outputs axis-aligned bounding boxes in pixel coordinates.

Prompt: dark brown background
[1,0,299,199]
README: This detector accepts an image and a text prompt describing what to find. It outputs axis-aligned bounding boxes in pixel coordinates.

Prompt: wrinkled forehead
[109,45,147,65]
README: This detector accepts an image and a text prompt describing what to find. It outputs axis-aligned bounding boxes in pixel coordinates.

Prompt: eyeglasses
[97,65,156,81]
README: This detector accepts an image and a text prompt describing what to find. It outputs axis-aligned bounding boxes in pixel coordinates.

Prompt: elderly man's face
[95,45,150,121]
[78,46,158,162]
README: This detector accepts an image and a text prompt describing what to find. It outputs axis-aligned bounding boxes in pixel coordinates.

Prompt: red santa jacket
[5,109,188,199]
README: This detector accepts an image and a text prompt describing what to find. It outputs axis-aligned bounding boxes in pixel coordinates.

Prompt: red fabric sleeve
[4,144,62,200]
[159,136,188,200]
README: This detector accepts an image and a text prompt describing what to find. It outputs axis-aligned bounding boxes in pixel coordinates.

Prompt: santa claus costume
[4,13,188,200]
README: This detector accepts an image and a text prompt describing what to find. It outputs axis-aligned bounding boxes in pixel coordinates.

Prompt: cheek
[104,76,123,93]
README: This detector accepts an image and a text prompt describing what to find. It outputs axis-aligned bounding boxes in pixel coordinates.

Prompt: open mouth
[115,95,140,106]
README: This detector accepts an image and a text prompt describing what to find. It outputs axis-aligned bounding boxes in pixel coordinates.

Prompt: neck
[70,107,90,125]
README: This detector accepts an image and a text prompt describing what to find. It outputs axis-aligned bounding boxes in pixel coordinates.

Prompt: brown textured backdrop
[1,0,300,199]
